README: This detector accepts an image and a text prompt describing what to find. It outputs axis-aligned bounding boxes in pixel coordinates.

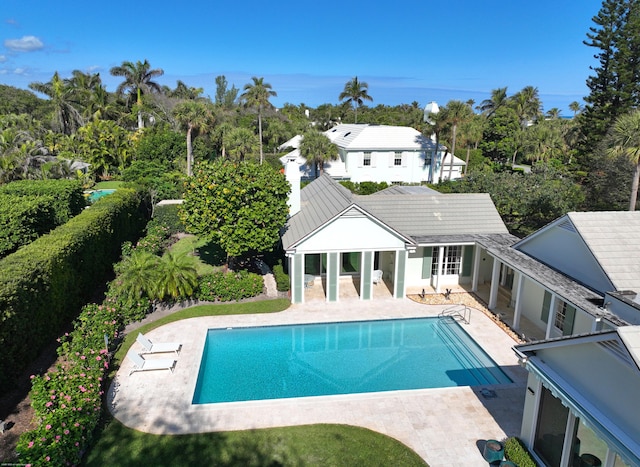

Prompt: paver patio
[108,297,527,466]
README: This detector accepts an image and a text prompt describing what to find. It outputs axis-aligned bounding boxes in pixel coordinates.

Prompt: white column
[488,258,500,309]
[435,246,445,293]
[545,294,557,339]
[471,245,481,292]
[513,273,524,330]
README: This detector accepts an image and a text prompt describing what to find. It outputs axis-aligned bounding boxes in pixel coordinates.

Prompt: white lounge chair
[127,350,176,375]
[373,270,383,284]
[136,333,182,355]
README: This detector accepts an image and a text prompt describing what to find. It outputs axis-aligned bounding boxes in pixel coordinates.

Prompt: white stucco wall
[538,344,640,444]
[406,249,430,288]
[296,215,406,253]
[517,227,614,295]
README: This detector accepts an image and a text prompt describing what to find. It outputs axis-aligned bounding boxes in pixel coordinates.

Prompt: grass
[84,420,428,467]
[169,235,224,275]
[96,298,427,466]
[94,181,124,189]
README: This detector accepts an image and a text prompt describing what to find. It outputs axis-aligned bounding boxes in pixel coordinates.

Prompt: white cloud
[0,55,6,63]
[4,35,44,52]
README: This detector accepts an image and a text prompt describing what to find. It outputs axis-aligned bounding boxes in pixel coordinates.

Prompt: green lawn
[95,299,427,466]
[169,235,226,275]
[84,420,428,467]
[94,180,124,189]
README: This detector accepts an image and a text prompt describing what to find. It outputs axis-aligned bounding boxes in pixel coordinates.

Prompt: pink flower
[80,355,86,360]
[30,375,35,379]
[45,402,52,407]
[28,441,34,448]
[64,429,69,435]
[45,424,51,430]
[96,356,102,361]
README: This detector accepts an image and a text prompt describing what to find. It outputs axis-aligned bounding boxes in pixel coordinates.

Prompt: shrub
[0,189,147,394]
[272,260,290,292]
[134,221,172,255]
[504,437,537,467]
[16,303,120,466]
[153,203,185,234]
[0,179,85,224]
[0,194,58,256]
[197,270,264,302]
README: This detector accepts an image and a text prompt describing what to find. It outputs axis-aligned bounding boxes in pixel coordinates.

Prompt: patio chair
[136,333,182,355]
[373,270,383,284]
[127,350,176,375]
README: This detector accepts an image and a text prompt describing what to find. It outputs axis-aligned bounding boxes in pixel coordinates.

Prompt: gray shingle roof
[566,211,640,292]
[282,175,508,249]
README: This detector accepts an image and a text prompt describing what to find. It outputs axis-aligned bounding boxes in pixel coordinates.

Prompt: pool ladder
[438,304,471,324]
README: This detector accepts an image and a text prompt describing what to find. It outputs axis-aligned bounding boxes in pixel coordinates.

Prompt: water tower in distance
[423,101,439,124]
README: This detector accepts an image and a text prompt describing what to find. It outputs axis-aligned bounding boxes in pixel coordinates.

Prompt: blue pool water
[192,317,512,404]
[87,189,116,203]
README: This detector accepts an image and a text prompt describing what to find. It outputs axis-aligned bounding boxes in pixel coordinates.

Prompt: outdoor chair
[373,270,383,284]
[136,333,182,355]
[127,350,176,375]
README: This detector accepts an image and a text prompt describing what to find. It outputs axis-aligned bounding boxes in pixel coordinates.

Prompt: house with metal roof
[279,123,465,184]
[514,326,640,466]
[281,169,512,303]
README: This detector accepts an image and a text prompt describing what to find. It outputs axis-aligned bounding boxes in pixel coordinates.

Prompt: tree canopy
[180,160,290,259]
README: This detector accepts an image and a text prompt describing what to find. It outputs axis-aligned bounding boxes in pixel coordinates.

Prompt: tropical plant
[223,127,259,162]
[110,59,164,130]
[180,160,289,262]
[606,110,640,210]
[423,109,449,183]
[113,250,161,301]
[442,100,473,180]
[28,72,83,135]
[155,250,199,300]
[240,77,277,164]
[173,101,214,176]
[478,87,508,116]
[299,129,338,178]
[339,76,373,123]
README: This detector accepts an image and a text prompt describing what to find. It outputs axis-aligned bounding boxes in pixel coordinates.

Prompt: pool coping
[108,297,528,466]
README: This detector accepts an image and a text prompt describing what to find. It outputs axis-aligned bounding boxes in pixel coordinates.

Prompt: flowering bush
[197,270,264,302]
[16,303,116,466]
[134,221,172,255]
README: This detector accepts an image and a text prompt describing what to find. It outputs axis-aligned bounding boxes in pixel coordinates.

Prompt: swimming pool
[86,189,116,203]
[192,317,511,404]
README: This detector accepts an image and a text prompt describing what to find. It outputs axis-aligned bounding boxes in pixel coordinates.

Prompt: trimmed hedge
[0,194,58,257]
[504,437,537,467]
[0,188,148,394]
[0,179,86,224]
[197,270,264,302]
[272,260,290,292]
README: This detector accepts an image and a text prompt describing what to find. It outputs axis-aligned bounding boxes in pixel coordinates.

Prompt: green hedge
[197,270,264,302]
[504,437,537,467]
[0,188,148,394]
[0,179,86,224]
[0,194,58,257]
[273,260,290,292]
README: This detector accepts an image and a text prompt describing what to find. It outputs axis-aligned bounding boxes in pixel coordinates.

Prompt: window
[394,151,402,166]
[431,246,462,275]
[363,152,371,166]
[555,301,576,335]
[534,385,569,467]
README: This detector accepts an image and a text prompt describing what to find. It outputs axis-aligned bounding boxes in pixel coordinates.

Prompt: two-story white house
[279,124,465,184]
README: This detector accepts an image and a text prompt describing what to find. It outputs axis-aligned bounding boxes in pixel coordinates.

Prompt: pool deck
[108,298,528,466]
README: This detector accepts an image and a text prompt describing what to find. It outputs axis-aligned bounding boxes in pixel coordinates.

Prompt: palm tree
[224,127,259,162]
[511,86,542,126]
[459,115,484,174]
[155,250,199,300]
[423,110,448,183]
[110,59,164,130]
[339,76,373,123]
[478,87,508,116]
[299,129,338,178]
[569,101,582,117]
[606,110,640,210]
[114,250,161,301]
[442,100,473,180]
[169,80,204,100]
[240,77,277,164]
[546,108,562,119]
[173,101,214,176]
[29,72,83,135]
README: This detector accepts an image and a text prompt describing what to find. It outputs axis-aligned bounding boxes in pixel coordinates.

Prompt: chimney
[285,156,301,216]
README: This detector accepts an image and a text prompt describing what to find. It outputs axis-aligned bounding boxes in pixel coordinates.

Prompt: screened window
[394,151,402,166]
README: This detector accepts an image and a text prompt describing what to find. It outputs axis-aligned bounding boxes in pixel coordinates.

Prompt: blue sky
[1,0,603,115]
